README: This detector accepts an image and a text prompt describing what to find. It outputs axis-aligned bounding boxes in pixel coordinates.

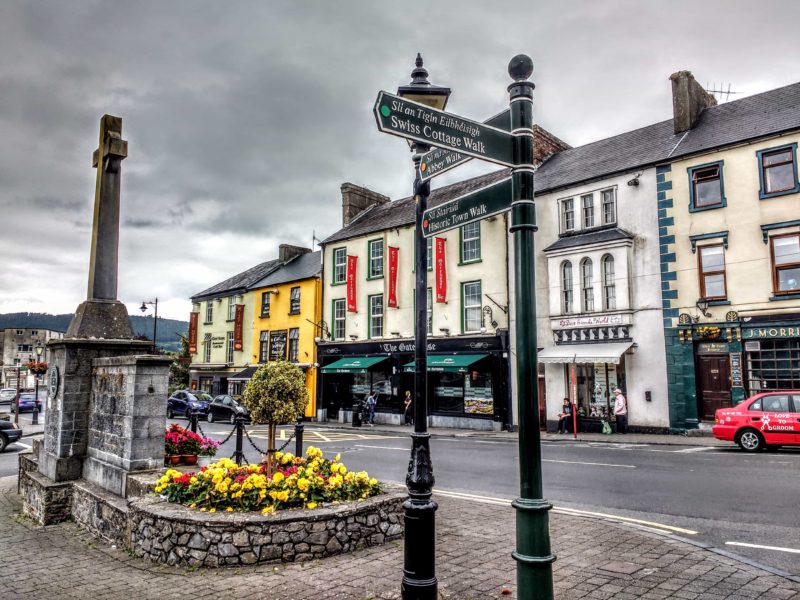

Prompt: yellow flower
[297,478,310,492]
[281,452,294,465]
[262,505,275,514]
[306,502,317,509]
[200,507,207,512]
[278,491,289,502]
[190,477,198,485]
[306,446,323,459]
[334,453,341,462]
[369,478,378,486]
[209,507,216,513]
[272,472,284,484]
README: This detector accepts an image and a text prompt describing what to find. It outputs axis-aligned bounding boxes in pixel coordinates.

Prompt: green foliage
[242,361,308,425]
[169,335,191,390]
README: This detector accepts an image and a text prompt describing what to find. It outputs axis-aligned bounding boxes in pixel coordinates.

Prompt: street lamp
[140,298,158,353]
[397,54,450,600]
[31,341,44,425]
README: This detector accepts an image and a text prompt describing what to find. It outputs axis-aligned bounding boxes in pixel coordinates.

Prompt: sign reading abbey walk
[422,176,512,237]
[373,91,515,168]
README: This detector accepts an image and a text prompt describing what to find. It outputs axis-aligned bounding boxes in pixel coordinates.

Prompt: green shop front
[317,333,510,430]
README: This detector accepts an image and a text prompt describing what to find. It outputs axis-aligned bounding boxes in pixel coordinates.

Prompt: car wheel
[207,412,214,424]
[737,428,764,452]
[167,407,174,419]
[229,413,236,425]
[0,433,7,452]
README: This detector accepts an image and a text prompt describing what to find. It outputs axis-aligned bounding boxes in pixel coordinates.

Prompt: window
[561,261,573,314]
[259,331,268,363]
[227,297,236,321]
[17,344,32,352]
[698,245,727,300]
[560,198,575,232]
[601,189,616,224]
[205,301,213,324]
[288,328,300,362]
[427,287,433,335]
[580,258,594,312]
[261,292,271,317]
[771,234,800,295]
[602,255,616,310]
[427,237,433,271]
[15,329,23,335]
[369,294,383,338]
[368,239,384,278]
[289,286,301,314]
[203,333,212,363]
[462,281,482,333]
[460,222,481,263]
[761,394,791,412]
[332,299,346,340]
[581,194,594,228]
[689,162,725,210]
[332,247,347,284]
[226,331,234,363]
[758,144,800,199]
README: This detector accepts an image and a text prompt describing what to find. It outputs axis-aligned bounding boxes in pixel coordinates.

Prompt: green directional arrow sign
[422,176,513,237]
[419,109,511,181]
[374,91,515,168]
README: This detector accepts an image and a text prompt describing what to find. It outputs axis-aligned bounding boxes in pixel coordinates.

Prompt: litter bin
[351,402,363,427]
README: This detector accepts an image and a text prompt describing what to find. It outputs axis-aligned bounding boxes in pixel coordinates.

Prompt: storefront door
[697,355,731,420]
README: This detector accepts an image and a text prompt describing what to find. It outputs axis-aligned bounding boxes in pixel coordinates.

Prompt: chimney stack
[341,183,389,227]
[278,244,311,263]
[670,70,717,134]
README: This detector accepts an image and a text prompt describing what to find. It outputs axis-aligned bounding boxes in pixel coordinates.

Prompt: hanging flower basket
[696,326,721,340]
[26,361,48,375]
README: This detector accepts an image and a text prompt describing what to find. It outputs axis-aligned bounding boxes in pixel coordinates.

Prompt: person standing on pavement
[366,390,376,426]
[403,390,413,425]
[613,388,628,433]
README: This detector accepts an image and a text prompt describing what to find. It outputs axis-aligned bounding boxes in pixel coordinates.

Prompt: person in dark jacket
[403,391,413,425]
[557,397,573,434]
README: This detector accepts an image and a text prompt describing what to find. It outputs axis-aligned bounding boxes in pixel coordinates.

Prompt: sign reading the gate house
[374,91,515,168]
[422,176,512,237]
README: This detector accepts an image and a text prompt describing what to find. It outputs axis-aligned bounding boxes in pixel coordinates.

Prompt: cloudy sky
[1,1,799,320]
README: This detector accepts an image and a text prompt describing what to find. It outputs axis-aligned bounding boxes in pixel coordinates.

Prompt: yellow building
[249,249,322,418]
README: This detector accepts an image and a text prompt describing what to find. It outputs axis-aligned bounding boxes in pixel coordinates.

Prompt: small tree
[169,335,191,392]
[241,361,308,473]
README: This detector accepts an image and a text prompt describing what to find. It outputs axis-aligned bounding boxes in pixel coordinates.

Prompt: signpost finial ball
[508,55,533,82]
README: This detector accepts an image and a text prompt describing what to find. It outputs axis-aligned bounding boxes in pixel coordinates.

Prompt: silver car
[0,388,17,404]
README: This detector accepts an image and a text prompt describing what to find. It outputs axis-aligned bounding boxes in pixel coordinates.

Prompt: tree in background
[169,335,191,392]
[242,361,308,473]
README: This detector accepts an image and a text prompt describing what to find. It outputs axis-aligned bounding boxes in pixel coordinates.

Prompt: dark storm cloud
[1,0,799,318]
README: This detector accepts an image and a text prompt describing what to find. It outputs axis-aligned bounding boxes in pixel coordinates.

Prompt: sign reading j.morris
[742,325,800,339]
[552,314,629,330]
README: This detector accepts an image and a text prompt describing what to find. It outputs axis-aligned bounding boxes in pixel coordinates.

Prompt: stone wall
[129,489,405,568]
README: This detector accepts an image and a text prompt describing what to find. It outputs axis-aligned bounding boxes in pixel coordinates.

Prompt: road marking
[672,447,715,453]
[354,444,408,451]
[432,489,697,535]
[543,459,635,468]
[13,442,31,450]
[726,541,800,554]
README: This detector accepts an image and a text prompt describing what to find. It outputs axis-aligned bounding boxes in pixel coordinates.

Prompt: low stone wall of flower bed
[128,486,405,567]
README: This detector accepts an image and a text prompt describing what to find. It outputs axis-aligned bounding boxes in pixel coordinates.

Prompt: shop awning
[402,354,489,373]
[228,366,258,381]
[537,343,633,365]
[321,356,389,374]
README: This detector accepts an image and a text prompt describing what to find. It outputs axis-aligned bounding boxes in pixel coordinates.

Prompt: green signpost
[373,91,515,168]
[421,176,511,237]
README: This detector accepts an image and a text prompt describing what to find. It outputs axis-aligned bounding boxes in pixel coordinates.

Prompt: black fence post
[190,411,198,434]
[233,416,245,466]
[295,416,304,458]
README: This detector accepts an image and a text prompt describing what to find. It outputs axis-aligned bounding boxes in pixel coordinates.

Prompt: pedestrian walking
[613,388,627,433]
[403,390,413,425]
[556,397,573,434]
[366,390,376,426]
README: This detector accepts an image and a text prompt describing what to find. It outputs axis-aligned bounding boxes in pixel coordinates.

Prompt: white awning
[537,342,633,364]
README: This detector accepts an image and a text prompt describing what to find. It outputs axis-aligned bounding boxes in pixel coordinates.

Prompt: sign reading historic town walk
[418,110,512,182]
[422,176,512,237]
[373,91,515,168]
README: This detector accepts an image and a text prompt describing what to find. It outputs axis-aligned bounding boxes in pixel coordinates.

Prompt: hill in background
[0,312,188,352]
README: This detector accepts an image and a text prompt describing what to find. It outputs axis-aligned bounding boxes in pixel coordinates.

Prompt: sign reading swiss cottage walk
[373,91,515,168]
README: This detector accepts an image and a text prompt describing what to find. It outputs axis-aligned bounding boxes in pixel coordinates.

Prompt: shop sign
[234,304,244,351]
[553,314,628,330]
[346,255,357,312]
[268,330,287,361]
[387,246,399,308]
[188,312,198,354]
[435,237,447,303]
[742,326,800,340]
[729,353,743,388]
[697,342,728,353]
[211,335,225,349]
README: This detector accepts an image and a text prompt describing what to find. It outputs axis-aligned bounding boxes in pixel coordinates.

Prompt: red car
[712,391,800,452]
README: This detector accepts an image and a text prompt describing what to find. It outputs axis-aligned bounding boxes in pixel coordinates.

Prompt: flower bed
[164,424,218,464]
[155,447,381,513]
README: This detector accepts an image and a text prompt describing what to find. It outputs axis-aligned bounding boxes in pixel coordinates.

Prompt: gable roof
[251,251,322,288]
[191,259,282,301]
[322,80,800,245]
[543,227,634,253]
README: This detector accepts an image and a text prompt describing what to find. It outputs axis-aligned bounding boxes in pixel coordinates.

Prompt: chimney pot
[670,70,717,134]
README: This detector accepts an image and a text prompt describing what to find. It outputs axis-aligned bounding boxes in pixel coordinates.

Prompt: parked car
[0,388,17,404]
[166,390,211,419]
[10,392,41,413]
[207,395,251,424]
[712,391,800,452]
[0,419,22,452]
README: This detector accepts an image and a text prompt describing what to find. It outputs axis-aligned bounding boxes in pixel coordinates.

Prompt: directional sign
[419,110,511,181]
[422,176,512,237]
[374,91,515,168]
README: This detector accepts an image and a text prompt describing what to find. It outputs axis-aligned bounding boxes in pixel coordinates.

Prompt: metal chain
[243,427,269,456]
[194,418,207,438]
[216,422,238,446]
[242,426,297,456]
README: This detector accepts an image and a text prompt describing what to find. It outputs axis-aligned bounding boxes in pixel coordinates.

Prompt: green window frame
[757,143,800,200]
[332,299,346,341]
[368,239,384,279]
[460,222,481,264]
[688,161,726,212]
[332,247,347,285]
[368,294,384,338]
[461,281,482,333]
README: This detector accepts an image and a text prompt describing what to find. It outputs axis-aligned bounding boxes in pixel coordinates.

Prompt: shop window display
[567,362,625,420]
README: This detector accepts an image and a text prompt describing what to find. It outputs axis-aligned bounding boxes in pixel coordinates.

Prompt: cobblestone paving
[1,476,797,599]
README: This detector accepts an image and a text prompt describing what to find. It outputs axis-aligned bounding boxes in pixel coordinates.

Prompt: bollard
[295,416,304,457]
[190,410,198,434]
[232,416,245,466]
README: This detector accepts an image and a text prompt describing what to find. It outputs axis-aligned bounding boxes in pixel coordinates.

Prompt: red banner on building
[435,237,447,303]
[346,255,358,312]
[234,304,244,351]
[188,312,198,354]
[387,246,399,308]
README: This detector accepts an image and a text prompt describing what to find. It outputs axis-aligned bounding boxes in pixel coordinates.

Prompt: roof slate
[543,227,634,252]
[322,80,800,245]
[251,251,321,288]
[192,259,282,300]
